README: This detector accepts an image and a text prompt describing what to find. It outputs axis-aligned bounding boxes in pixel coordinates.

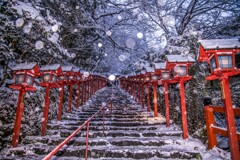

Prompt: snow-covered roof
[198,39,240,49]
[73,67,80,72]
[166,55,195,63]
[141,70,146,74]
[62,66,73,72]
[154,63,166,70]
[145,66,155,73]
[12,62,37,70]
[40,64,60,71]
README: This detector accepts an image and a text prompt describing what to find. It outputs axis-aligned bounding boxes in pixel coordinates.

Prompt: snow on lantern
[198,39,240,160]
[39,64,62,136]
[61,66,74,113]
[9,62,40,147]
[198,39,240,77]
[166,55,195,139]
[73,67,81,108]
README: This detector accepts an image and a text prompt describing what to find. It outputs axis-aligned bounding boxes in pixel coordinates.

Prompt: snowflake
[15,18,24,27]
[35,41,44,50]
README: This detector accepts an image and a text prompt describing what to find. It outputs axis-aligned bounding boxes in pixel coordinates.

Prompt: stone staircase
[0,87,227,159]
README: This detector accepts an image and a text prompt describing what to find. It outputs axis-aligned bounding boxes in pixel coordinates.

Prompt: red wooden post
[147,85,151,112]
[205,106,217,149]
[81,81,85,105]
[138,83,141,104]
[57,86,64,121]
[41,87,51,136]
[11,88,25,147]
[164,82,170,127]
[141,84,145,108]
[153,82,158,117]
[76,83,81,108]
[86,81,88,101]
[179,79,188,139]
[221,76,240,159]
[67,82,73,113]
[134,83,137,101]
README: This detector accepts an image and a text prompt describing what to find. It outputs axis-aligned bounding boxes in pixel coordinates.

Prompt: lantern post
[166,55,195,139]
[39,64,62,136]
[9,62,40,147]
[154,62,172,127]
[145,67,154,112]
[198,39,240,160]
[73,68,81,108]
[57,73,66,121]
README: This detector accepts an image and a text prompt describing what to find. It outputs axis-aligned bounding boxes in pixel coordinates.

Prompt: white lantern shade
[218,55,232,68]
[162,72,170,80]
[15,74,25,84]
[151,75,159,81]
[175,66,187,76]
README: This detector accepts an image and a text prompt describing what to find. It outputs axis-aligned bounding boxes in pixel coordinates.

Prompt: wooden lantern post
[9,62,40,147]
[198,39,240,160]
[145,67,155,112]
[142,72,151,112]
[61,66,74,113]
[39,64,62,136]
[154,62,172,127]
[73,68,81,108]
[56,73,66,121]
[166,55,195,139]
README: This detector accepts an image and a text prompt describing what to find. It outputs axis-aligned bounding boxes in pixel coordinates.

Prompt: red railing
[43,100,113,160]
[205,105,240,150]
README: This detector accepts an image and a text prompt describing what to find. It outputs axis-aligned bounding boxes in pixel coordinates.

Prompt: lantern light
[162,72,170,80]
[174,66,187,76]
[151,75,159,81]
[218,55,232,68]
[15,74,25,84]
[145,77,150,81]
[59,75,65,81]
[26,75,33,85]
[43,74,51,82]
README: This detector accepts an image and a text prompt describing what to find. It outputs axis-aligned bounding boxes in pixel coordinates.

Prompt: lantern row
[9,63,107,147]
[120,38,240,160]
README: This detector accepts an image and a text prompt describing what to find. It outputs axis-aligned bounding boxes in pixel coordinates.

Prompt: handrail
[205,105,240,150]
[43,100,113,160]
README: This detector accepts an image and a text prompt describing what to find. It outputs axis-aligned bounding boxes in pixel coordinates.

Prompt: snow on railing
[42,100,113,160]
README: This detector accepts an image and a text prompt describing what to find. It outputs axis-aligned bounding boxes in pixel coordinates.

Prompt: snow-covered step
[61,117,148,122]
[57,129,181,138]
[23,136,183,147]
[19,144,201,159]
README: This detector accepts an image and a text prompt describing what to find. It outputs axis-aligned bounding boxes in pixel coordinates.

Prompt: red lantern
[39,64,62,136]
[198,39,240,160]
[9,62,40,147]
[166,55,195,139]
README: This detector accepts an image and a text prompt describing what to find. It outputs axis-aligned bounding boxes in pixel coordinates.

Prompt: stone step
[46,124,168,132]
[61,117,148,122]
[15,144,201,159]
[47,122,163,131]
[43,127,181,138]
[62,113,147,119]
[23,136,181,147]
